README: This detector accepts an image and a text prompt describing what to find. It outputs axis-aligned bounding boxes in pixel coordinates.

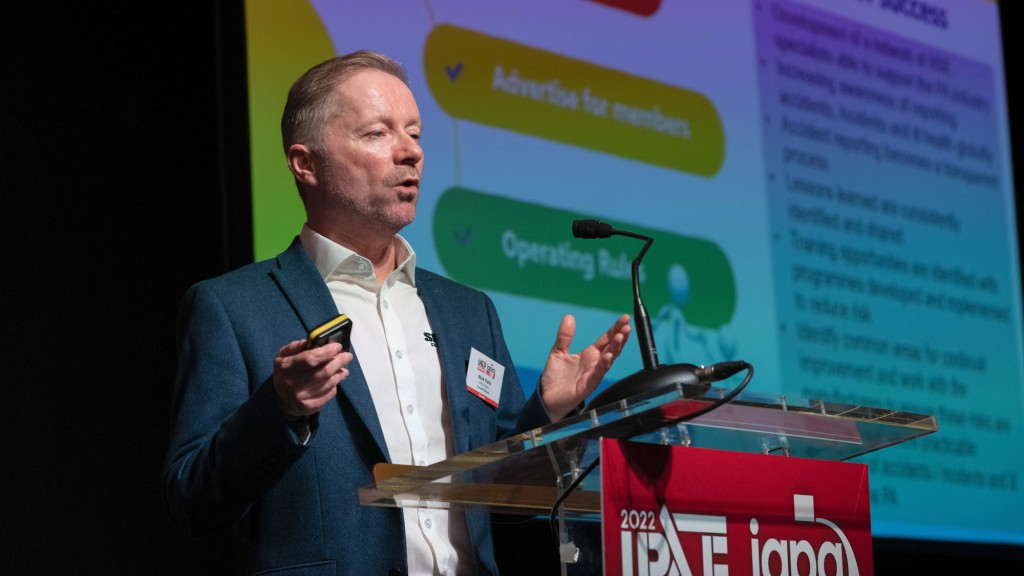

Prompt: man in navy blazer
[163,51,630,576]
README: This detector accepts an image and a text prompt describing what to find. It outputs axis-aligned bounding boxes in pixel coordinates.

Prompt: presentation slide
[244,0,1023,546]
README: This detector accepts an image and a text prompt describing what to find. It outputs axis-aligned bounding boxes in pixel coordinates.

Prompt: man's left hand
[539,314,631,421]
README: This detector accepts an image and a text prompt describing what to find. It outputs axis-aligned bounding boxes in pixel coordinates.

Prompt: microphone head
[572,219,614,239]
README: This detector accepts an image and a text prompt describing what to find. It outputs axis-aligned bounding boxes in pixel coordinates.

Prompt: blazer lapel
[270,239,339,332]
[418,271,474,455]
[271,238,390,461]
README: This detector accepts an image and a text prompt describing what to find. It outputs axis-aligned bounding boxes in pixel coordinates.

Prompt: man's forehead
[335,69,407,96]
[331,69,418,115]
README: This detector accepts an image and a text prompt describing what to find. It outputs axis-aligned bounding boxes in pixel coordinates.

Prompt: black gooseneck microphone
[571,219,659,371]
[572,219,747,409]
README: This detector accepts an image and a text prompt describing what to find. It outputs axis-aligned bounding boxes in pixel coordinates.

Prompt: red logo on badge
[477,358,496,379]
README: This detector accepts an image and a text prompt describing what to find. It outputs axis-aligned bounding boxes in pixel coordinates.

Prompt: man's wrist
[537,379,585,421]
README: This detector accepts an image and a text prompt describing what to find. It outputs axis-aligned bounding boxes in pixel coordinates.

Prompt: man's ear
[287,144,319,187]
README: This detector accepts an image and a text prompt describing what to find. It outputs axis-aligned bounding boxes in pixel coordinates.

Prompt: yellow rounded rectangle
[424,24,725,176]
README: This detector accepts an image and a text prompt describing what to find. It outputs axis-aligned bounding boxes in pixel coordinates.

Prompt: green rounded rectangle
[433,187,736,328]
[424,24,725,176]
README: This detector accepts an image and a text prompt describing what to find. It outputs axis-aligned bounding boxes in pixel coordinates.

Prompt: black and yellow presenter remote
[307,314,353,352]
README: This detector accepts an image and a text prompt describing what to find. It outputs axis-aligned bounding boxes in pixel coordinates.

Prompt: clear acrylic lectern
[359,381,937,571]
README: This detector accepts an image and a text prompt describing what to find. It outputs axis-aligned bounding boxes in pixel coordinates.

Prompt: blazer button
[387,569,403,576]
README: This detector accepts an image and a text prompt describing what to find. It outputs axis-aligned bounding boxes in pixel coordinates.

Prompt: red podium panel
[602,439,872,576]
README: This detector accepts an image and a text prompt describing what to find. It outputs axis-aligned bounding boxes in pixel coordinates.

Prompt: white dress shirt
[301,225,474,576]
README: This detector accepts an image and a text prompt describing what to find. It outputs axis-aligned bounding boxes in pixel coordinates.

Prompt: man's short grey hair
[281,50,409,157]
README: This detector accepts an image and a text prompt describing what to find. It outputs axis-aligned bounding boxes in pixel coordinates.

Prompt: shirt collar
[300,223,417,286]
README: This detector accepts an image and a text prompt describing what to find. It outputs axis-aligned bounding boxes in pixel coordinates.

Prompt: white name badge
[466,347,504,407]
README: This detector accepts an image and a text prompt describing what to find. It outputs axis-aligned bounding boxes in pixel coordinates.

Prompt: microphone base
[587,363,703,411]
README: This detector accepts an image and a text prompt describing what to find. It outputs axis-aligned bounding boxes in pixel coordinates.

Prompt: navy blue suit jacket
[163,239,550,575]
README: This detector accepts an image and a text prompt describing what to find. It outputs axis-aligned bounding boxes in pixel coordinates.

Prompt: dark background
[3,1,1022,573]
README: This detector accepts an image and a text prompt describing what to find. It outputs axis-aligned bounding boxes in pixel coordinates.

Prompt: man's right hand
[272,340,352,417]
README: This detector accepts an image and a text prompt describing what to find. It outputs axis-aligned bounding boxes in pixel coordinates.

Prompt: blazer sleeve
[162,281,313,536]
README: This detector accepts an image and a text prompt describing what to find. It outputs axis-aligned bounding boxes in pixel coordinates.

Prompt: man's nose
[395,133,422,165]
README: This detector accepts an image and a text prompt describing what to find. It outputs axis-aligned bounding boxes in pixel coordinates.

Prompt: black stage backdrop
[2,1,1021,573]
